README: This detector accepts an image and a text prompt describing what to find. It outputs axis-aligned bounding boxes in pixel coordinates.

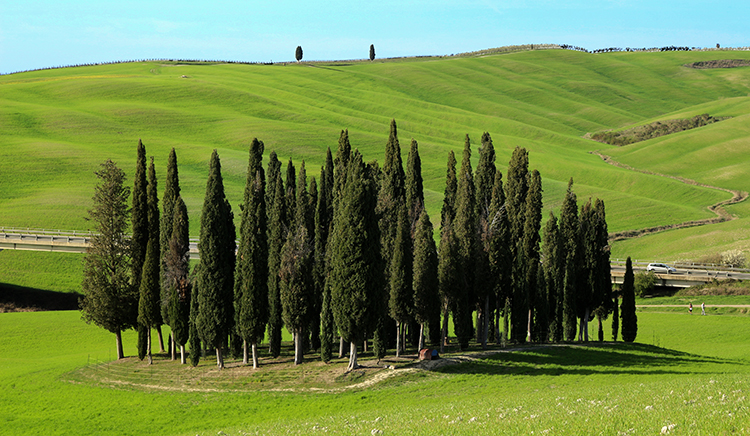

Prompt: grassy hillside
[3,48,750,288]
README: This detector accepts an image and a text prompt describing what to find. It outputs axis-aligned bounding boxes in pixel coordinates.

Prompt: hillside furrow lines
[591,151,748,241]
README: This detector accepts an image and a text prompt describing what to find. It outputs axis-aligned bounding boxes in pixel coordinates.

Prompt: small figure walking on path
[689,303,693,315]
[701,302,706,315]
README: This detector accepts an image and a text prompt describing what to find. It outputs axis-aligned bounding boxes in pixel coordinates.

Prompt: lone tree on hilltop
[80,160,137,360]
[295,46,303,62]
[370,44,376,61]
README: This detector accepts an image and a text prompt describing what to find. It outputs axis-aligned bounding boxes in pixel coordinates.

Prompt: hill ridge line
[591,151,748,241]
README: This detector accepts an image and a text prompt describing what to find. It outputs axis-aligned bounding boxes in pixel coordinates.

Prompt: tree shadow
[434,342,746,377]
[0,283,81,311]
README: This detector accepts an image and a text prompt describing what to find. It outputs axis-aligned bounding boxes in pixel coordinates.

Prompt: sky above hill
[1,0,748,74]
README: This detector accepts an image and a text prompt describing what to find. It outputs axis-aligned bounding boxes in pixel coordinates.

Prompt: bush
[634,271,657,297]
[721,250,746,268]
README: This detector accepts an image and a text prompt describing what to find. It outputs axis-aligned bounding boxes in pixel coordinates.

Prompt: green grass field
[2,307,750,435]
[3,48,750,286]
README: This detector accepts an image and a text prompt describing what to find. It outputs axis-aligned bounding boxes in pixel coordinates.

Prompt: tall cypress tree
[166,196,191,364]
[521,170,542,343]
[234,138,268,368]
[543,212,564,342]
[389,206,413,356]
[80,160,136,360]
[620,257,638,342]
[194,150,235,369]
[560,179,579,341]
[266,151,285,358]
[280,161,313,365]
[505,146,529,343]
[474,132,496,348]
[412,208,439,351]
[405,138,424,230]
[593,199,611,341]
[488,170,511,345]
[160,147,180,352]
[147,157,165,352]
[307,176,321,351]
[317,149,335,362]
[329,151,382,371]
[376,119,406,357]
[453,135,476,350]
[577,199,596,341]
[137,239,160,364]
[438,150,458,351]
[131,140,149,296]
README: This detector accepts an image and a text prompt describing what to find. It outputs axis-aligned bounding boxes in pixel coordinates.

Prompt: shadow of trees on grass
[435,342,745,377]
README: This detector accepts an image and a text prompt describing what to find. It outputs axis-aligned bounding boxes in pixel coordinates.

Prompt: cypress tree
[505,146,529,343]
[194,150,236,369]
[369,44,375,61]
[137,238,160,364]
[266,151,286,358]
[488,170,511,345]
[405,138,424,229]
[280,161,314,365]
[532,261,549,342]
[317,149,335,362]
[147,157,165,352]
[474,132,496,348]
[329,151,382,371]
[577,199,595,341]
[593,199,612,341]
[307,176,321,351]
[234,138,268,368]
[188,285,201,367]
[560,179,579,341]
[620,257,638,342]
[389,206,413,356]
[80,160,136,360]
[521,170,543,342]
[131,140,148,296]
[166,196,191,364]
[285,159,296,212]
[438,150,458,351]
[160,147,180,351]
[611,292,620,341]
[333,130,351,207]
[453,135,476,350]
[412,208,439,351]
[543,212,564,342]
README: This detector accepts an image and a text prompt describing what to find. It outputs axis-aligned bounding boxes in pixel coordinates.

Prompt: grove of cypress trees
[80,160,135,360]
[329,151,382,372]
[234,138,268,368]
[266,151,286,358]
[453,135,476,350]
[194,150,236,369]
[166,196,191,364]
[412,208,439,351]
[621,257,638,342]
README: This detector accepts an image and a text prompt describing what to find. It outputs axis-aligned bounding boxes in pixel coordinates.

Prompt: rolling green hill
[3,48,750,291]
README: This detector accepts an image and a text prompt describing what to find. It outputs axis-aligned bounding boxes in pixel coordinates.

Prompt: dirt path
[591,151,748,242]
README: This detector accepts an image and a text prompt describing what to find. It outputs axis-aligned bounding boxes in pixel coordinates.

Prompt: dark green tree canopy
[369,44,375,61]
[295,46,303,62]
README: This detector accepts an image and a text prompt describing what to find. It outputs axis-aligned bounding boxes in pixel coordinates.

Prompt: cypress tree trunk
[147,329,153,365]
[339,336,344,358]
[611,295,619,341]
[418,324,425,351]
[503,298,510,347]
[156,326,165,353]
[347,341,358,372]
[440,305,449,353]
[116,331,125,359]
[395,322,401,357]
[294,331,304,365]
[252,341,259,369]
[215,347,224,369]
[180,344,186,365]
[243,339,249,365]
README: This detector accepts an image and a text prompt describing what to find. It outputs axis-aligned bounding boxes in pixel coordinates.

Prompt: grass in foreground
[2,309,750,435]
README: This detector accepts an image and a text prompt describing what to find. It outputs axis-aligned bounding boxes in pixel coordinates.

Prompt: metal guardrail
[610,258,750,274]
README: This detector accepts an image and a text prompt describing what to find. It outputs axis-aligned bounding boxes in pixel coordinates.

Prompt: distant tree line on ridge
[80,120,639,372]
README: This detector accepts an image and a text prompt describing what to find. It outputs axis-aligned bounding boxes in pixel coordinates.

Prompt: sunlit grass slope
[2,49,750,266]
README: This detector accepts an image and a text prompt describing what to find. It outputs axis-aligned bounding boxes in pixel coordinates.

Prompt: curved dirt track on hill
[591,151,748,242]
